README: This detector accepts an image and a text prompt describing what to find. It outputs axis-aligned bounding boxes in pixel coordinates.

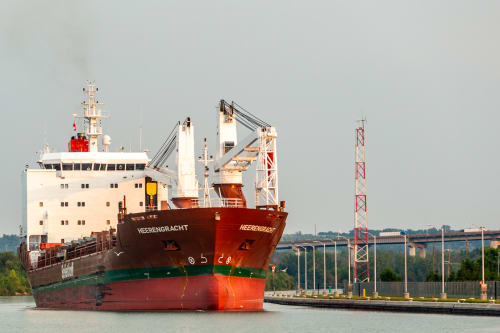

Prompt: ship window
[39,220,43,225]
[106,220,110,225]
[74,163,81,170]
[100,164,106,171]
[224,141,235,154]
[65,220,68,225]
[53,163,61,170]
[82,163,92,171]
[107,164,116,171]
[136,164,146,170]
[60,184,64,189]
[110,183,118,188]
[82,220,85,225]
[106,202,110,207]
[77,220,81,225]
[39,202,43,207]
[81,183,89,188]
[117,164,125,171]
[61,220,64,225]
[44,164,53,169]
[62,163,73,171]
[60,202,68,207]
[77,202,86,207]
[94,163,101,170]
[139,202,143,206]
[126,164,135,171]
[60,184,68,189]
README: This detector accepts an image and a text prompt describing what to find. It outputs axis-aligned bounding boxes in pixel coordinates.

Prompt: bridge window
[107,164,116,171]
[82,163,92,171]
[100,164,106,171]
[126,164,135,171]
[62,163,73,171]
[117,164,125,171]
[44,164,53,170]
[74,163,81,171]
[53,164,61,171]
[136,164,145,170]
[94,163,101,171]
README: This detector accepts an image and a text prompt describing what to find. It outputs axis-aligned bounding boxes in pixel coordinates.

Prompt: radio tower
[354,119,369,282]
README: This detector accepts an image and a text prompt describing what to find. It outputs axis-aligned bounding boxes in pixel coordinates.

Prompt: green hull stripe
[32,265,267,294]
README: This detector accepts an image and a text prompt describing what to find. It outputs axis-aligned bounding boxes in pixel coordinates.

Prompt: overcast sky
[1,1,499,235]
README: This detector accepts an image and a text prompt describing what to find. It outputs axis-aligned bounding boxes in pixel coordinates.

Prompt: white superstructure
[22,82,157,251]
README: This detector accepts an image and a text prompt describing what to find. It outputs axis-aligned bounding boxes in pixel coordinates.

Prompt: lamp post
[334,240,339,297]
[298,245,307,294]
[367,232,378,298]
[428,224,446,300]
[473,225,488,300]
[403,233,409,299]
[312,244,316,295]
[337,234,352,298]
[295,247,301,295]
[314,240,328,296]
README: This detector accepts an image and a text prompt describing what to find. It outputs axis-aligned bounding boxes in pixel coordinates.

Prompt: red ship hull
[24,207,287,311]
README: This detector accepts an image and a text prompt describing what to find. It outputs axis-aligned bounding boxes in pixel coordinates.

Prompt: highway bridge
[276,230,500,258]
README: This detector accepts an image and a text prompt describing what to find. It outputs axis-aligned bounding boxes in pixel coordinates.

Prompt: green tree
[380,268,401,282]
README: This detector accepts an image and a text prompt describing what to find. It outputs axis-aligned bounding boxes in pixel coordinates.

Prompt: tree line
[0,252,31,296]
[266,246,500,290]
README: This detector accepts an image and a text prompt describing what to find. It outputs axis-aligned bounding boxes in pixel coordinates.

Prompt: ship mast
[198,138,213,207]
[80,82,107,152]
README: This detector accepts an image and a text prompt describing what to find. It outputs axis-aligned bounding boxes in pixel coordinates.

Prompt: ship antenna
[198,138,213,207]
[80,81,108,152]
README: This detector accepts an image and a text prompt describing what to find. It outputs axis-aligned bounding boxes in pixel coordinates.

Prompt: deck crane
[214,100,279,210]
[146,118,198,209]
[144,100,279,211]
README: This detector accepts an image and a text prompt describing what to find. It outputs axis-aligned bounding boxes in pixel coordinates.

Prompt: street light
[295,247,301,295]
[314,240,329,296]
[472,225,488,300]
[334,240,339,297]
[403,232,409,299]
[367,232,378,298]
[337,233,352,298]
[428,224,446,300]
[297,245,307,294]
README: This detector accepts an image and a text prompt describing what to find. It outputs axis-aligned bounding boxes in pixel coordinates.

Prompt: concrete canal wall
[265,296,500,316]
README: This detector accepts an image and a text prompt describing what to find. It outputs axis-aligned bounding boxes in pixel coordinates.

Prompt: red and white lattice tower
[354,120,369,283]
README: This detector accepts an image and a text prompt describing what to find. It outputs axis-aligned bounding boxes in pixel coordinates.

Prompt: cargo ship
[18,82,287,310]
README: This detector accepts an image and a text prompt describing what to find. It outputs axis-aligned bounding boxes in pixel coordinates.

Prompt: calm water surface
[2,296,500,333]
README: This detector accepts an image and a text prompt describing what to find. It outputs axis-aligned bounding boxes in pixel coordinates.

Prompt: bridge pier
[408,242,426,258]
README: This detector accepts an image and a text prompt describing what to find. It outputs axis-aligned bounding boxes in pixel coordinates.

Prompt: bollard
[403,292,410,299]
[440,293,447,300]
[372,291,379,298]
[334,290,340,298]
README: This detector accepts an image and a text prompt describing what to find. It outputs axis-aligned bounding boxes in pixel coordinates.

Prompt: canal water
[1,296,500,332]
